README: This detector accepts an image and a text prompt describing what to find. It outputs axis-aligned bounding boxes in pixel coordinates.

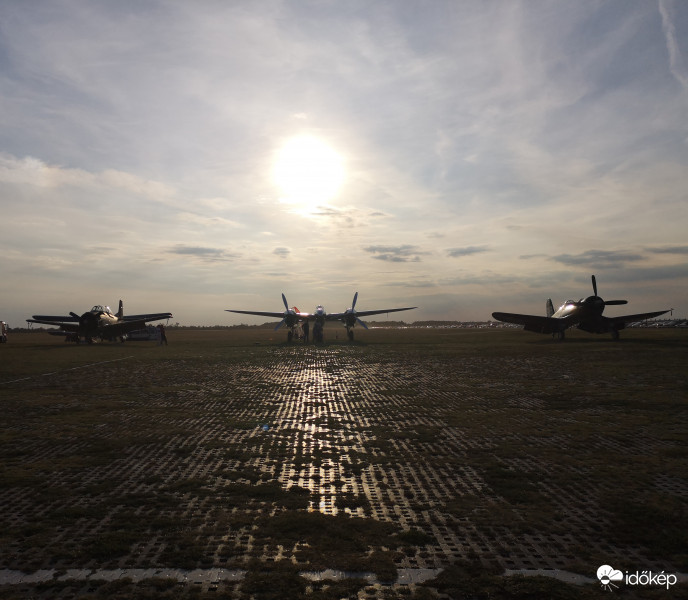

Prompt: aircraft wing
[324,306,417,321]
[29,314,79,323]
[491,312,569,334]
[121,312,172,322]
[225,310,309,319]
[608,310,671,327]
[26,318,79,332]
[101,319,161,338]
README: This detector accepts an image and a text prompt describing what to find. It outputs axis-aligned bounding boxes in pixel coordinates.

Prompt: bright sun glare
[273,135,345,212]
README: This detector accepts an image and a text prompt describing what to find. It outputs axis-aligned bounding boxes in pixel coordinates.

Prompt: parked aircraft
[226,292,416,341]
[27,301,172,344]
[492,275,670,340]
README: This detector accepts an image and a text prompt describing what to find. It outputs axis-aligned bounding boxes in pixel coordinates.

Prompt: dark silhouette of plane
[28,300,172,343]
[492,275,670,340]
[227,291,416,341]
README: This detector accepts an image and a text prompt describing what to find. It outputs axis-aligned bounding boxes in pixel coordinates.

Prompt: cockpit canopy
[91,305,112,315]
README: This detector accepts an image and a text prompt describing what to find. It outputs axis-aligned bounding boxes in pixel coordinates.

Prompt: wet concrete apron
[1,343,685,597]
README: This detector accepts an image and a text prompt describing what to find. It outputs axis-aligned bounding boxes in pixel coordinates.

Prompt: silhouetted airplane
[28,301,172,343]
[227,292,416,341]
[492,275,670,340]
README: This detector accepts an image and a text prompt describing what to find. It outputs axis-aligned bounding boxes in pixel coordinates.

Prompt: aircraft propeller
[346,291,369,330]
[68,310,100,342]
[274,293,298,331]
[591,275,628,306]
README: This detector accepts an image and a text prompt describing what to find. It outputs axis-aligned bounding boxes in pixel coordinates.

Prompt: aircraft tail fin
[117,300,124,320]
[546,298,554,318]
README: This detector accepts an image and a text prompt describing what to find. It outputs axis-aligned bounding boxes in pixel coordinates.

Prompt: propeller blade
[274,318,286,331]
[605,300,628,305]
[352,291,358,311]
[592,274,598,297]
[356,317,368,330]
[69,312,81,320]
[282,293,289,311]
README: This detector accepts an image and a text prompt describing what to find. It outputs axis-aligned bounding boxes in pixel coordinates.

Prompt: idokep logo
[597,564,679,592]
[597,565,623,591]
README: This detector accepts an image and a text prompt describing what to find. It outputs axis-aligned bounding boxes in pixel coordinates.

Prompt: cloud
[273,247,290,258]
[646,245,688,255]
[550,249,644,268]
[659,0,688,91]
[363,244,428,263]
[597,262,688,284]
[168,245,239,262]
[446,245,489,258]
[438,272,522,287]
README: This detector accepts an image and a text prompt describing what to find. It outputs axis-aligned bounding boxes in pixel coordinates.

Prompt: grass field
[0,327,686,599]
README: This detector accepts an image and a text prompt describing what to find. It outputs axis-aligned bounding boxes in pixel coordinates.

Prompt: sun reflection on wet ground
[1,338,686,597]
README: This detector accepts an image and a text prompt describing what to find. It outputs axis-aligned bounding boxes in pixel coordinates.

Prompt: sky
[1,0,687,326]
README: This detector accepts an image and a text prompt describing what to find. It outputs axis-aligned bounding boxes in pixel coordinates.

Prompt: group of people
[298,320,323,343]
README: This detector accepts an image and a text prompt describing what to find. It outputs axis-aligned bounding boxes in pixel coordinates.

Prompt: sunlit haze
[1,1,686,326]
[273,135,345,214]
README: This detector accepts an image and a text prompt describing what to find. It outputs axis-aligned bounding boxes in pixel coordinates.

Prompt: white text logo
[597,564,678,592]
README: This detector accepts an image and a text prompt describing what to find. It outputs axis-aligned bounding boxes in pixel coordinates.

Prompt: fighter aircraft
[27,301,172,344]
[226,292,416,341]
[491,275,670,340]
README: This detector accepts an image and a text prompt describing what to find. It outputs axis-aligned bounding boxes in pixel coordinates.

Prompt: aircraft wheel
[287,330,293,342]
[347,329,354,341]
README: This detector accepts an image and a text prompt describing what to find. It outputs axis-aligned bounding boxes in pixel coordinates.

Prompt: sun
[273,135,345,212]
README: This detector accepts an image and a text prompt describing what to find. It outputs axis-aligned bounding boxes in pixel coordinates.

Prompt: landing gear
[611,329,620,341]
[287,330,294,343]
[347,328,354,342]
[312,322,324,343]
[553,330,565,341]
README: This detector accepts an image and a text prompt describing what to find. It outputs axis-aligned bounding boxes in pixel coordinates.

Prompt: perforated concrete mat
[1,343,686,597]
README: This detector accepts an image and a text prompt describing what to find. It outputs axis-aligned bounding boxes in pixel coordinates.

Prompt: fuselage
[552,296,605,322]
[80,306,120,338]
[92,306,117,323]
